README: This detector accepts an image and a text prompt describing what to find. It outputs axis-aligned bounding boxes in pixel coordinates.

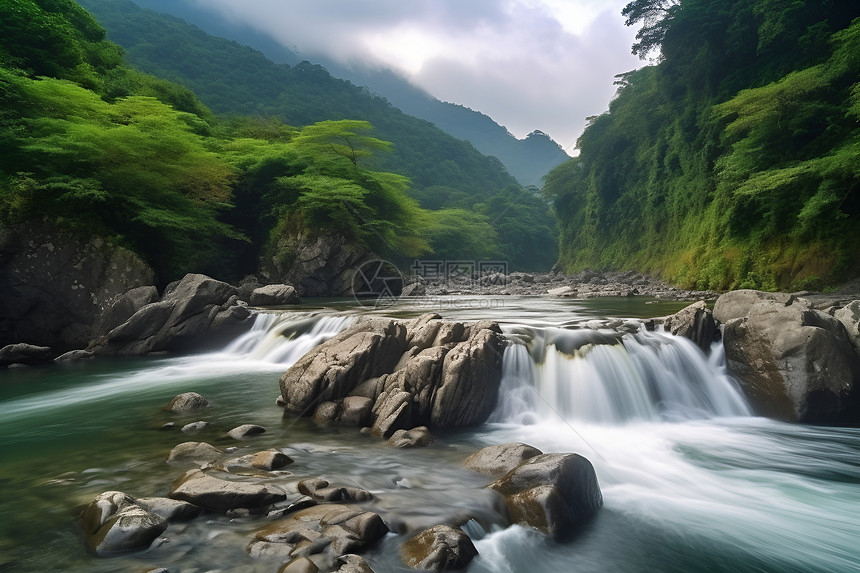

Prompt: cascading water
[493,326,750,425]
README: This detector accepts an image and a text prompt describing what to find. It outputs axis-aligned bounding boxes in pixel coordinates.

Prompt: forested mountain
[0,0,557,291]
[106,0,570,187]
[545,0,860,291]
[74,0,558,271]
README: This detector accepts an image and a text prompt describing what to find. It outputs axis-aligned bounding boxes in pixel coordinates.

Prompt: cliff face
[0,221,155,349]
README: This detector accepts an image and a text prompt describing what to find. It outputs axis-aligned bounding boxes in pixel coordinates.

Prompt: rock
[166,441,223,466]
[464,443,543,475]
[164,392,209,413]
[81,491,167,556]
[53,349,95,362]
[180,421,208,433]
[279,557,320,573]
[260,232,374,297]
[96,285,159,334]
[255,504,388,562]
[297,479,374,503]
[339,396,374,426]
[547,286,573,297]
[401,282,426,297]
[88,273,251,355]
[136,497,201,521]
[280,319,406,415]
[722,296,860,423]
[227,424,266,440]
[0,343,52,365]
[663,300,717,350]
[0,222,155,350]
[490,453,603,539]
[430,327,504,427]
[170,470,287,510]
[400,525,478,571]
[387,426,434,448]
[335,554,376,573]
[712,289,798,323]
[371,390,413,438]
[313,401,342,425]
[834,301,860,352]
[250,284,301,306]
[249,448,294,471]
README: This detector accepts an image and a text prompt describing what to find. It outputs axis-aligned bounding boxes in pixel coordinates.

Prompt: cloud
[192,0,642,147]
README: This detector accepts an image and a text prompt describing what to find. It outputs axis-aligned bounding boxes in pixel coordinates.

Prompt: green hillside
[545,0,860,290]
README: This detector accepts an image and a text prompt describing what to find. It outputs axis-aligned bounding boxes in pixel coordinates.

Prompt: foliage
[547,0,860,290]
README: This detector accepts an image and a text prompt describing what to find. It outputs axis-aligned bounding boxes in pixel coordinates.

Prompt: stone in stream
[169,469,287,511]
[661,300,718,351]
[297,478,374,503]
[387,426,434,448]
[335,554,376,573]
[253,504,388,564]
[279,556,320,573]
[464,442,543,476]
[166,441,223,466]
[489,453,603,540]
[81,491,167,556]
[164,391,209,413]
[400,524,478,571]
[136,497,201,522]
[0,343,52,366]
[249,283,301,306]
[180,421,208,433]
[227,424,266,440]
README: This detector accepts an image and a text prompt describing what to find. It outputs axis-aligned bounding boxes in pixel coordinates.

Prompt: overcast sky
[192,0,643,150]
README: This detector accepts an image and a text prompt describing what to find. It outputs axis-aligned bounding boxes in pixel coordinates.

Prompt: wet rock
[662,300,717,350]
[712,289,798,323]
[313,401,342,425]
[164,392,209,413]
[279,556,320,573]
[490,453,603,539]
[180,421,208,434]
[401,282,426,297]
[0,343,52,366]
[136,497,201,522]
[464,443,543,476]
[250,284,301,306]
[170,469,287,510]
[53,349,95,362]
[297,478,374,503]
[722,295,860,423]
[227,424,266,440]
[335,554,375,573]
[340,396,374,426]
[250,448,294,471]
[81,491,167,556]
[371,390,413,438]
[255,504,388,563]
[166,441,222,466]
[400,524,477,571]
[387,426,434,448]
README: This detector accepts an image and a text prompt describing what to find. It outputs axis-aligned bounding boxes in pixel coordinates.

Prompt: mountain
[118,0,569,187]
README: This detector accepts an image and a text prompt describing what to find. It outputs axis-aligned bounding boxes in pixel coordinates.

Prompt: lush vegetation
[0,0,557,286]
[544,0,860,290]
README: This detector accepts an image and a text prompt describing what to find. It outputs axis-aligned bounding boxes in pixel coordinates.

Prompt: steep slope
[118,0,570,187]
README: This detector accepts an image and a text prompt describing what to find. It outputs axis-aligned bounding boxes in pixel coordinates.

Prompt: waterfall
[223,312,354,364]
[493,327,751,425]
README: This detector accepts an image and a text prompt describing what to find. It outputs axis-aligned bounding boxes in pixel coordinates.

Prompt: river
[1,296,859,572]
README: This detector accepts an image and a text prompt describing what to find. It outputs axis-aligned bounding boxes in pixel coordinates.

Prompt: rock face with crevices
[279,314,504,434]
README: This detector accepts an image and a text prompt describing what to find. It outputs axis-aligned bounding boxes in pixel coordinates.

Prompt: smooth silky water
[2,296,859,572]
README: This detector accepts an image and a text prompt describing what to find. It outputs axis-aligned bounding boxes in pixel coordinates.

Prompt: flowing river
[2,296,860,572]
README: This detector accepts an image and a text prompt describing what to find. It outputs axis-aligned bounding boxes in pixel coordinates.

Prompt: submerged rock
[166,441,222,466]
[387,426,434,448]
[227,424,266,440]
[164,392,209,413]
[400,524,478,571]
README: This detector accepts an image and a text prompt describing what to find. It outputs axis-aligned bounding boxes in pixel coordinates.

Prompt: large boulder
[81,491,167,556]
[464,443,543,476]
[0,343,52,366]
[489,453,603,539]
[260,232,374,297]
[0,222,155,350]
[835,301,860,353]
[280,319,406,415]
[88,273,252,355]
[721,293,860,423]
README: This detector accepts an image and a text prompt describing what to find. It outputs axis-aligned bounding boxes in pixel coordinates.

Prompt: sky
[191,0,644,150]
